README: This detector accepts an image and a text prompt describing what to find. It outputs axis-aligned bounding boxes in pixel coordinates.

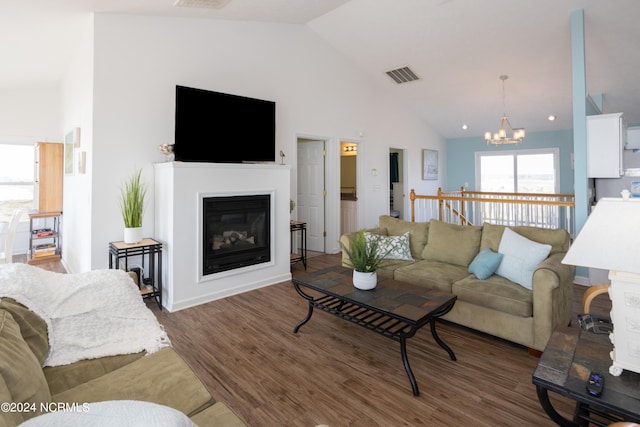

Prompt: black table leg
[400,336,419,396]
[294,302,314,333]
[536,385,580,427]
[292,282,315,333]
[430,319,456,361]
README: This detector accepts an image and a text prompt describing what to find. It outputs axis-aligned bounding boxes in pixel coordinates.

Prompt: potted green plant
[120,169,147,244]
[339,229,389,290]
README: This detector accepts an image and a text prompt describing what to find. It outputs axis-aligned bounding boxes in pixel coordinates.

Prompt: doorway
[340,141,358,235]
[389,148,406,219]
[297,138,326,253]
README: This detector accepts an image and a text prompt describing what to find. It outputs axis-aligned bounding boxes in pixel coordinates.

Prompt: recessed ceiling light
[548,115,556,121]
[462,124,468,130]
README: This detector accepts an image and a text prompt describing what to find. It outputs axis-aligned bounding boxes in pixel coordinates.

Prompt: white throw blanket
[0,263,171,367]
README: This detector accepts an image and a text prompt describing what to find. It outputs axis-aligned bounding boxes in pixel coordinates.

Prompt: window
[475,148,559,193]
[0,144,34,223]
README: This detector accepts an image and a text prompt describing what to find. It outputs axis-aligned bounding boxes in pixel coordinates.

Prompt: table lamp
[562,191,640,376]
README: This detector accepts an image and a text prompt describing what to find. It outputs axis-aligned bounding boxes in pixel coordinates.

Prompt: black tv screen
[174,85,276,163]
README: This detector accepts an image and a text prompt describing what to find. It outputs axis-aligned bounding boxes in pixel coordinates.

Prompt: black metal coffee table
[292,265,457,396]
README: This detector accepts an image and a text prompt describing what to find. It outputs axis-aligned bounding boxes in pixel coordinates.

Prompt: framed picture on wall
[422,149,438,180]
[64,138,74,175]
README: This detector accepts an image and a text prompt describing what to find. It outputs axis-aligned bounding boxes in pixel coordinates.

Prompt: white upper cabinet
[587,112,625,178]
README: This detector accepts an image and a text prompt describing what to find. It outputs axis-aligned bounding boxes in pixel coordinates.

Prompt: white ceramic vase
[352,270,377,290]
[124,227,143,244]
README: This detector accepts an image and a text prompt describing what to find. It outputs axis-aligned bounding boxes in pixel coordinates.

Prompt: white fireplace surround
[154,162,291,311]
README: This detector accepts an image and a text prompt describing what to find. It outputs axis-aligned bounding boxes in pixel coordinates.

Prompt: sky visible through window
[0,144,34,222]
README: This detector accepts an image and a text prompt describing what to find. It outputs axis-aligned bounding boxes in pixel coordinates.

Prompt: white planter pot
[124,227,143,244]
[352,270,377,290]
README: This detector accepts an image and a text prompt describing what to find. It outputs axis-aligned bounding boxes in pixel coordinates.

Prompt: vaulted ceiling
[2,0,639,139]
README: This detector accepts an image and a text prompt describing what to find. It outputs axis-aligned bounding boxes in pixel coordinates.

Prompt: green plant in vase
[339,229,390,290]
[120,169,147,244]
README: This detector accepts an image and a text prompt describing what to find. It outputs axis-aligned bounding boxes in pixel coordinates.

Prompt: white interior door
[297,139,325,252]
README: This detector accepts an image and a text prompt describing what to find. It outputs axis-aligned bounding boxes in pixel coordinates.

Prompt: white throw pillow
[495,228,552,290]
[365,232,414,261]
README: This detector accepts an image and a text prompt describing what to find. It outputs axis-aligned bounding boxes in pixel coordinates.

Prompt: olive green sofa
[340,215,574,352]
[0,296,247,427]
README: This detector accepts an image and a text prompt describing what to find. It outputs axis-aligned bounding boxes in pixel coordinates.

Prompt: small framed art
[64,138,74,175]
[422,149,438,180]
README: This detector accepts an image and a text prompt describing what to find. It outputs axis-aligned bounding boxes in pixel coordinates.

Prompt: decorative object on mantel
[158,143,174,162]
[484,75,525,145]
[562,189,640,376]
[339,229,388,290]
[279,150,286,165]
[120,169,147,244]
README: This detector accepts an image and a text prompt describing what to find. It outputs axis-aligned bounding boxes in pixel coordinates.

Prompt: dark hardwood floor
[23,253,611,427]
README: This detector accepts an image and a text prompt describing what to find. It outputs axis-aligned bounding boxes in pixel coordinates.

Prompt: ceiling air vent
[385,66,420,84]
[173,0,231,9]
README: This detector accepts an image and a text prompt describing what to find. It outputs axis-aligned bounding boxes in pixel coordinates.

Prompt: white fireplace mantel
[154,161,291,311]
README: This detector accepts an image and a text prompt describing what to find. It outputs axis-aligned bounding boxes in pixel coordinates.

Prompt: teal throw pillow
[365,232,413,261]
[468,248,503,280]
[495,228,552,290]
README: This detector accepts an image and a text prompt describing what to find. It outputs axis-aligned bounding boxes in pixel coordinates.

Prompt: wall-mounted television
[174,85,276,163]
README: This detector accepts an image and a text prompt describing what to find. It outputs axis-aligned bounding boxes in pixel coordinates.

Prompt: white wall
[60,15,94,273]
[64,13,445,271]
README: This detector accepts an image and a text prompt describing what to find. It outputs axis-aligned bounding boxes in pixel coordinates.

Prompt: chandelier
[484,75,525,145]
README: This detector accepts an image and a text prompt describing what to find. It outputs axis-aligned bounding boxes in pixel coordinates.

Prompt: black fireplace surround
[203,194,271,275]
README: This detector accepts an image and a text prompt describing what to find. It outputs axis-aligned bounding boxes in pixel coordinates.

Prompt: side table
[290,221,307,270]
[533,326,640,426]
[109,238,163,310]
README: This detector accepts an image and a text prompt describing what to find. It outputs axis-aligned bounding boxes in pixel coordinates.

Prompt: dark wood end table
[533,325,640,426]
[292,265,457,396]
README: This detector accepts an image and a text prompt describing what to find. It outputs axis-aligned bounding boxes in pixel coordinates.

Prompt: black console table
[290,221,307,269]
[109,238,163,310]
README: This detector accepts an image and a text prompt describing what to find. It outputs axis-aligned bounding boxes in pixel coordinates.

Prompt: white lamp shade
[562,197,640,274]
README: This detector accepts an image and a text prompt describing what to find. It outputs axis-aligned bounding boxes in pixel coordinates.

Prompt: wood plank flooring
[24,253,611,427]
[151,254,609,427]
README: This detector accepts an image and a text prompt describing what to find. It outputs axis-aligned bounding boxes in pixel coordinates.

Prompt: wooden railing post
[410,189,416,222]
[437,187,443,221]
[459,186,466,222]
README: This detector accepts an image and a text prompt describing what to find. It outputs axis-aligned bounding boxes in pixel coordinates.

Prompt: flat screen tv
[174,85,276,163]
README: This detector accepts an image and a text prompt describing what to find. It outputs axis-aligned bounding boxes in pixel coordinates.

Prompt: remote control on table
[586,372,604,397]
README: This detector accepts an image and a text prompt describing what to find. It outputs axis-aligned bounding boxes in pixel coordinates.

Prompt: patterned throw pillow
[365,232,414,261]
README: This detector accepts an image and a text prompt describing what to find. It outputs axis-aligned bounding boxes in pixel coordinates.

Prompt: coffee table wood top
[292,265,456,326]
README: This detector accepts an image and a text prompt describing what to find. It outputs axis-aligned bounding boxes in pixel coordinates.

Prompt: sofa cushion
[421,220,482,267]
[379,215,429,260]
[480,222,570,255]
[452,274,533,317]
[365,232,413,261]
[394,260,470,293]
[495,228,552,290]
[468,248,503,280]
[0,310,51,421]
[51,347,214,417]
[0,298,49,365]
[44,352,145,396]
